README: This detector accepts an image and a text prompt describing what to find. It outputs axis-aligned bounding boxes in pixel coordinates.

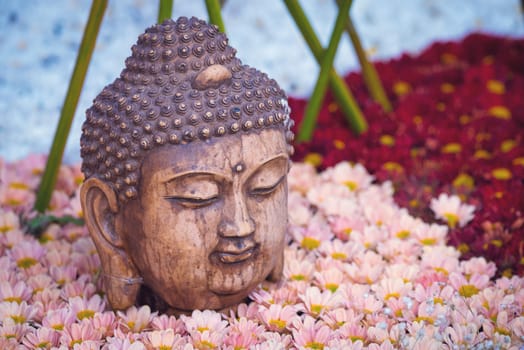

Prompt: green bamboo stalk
[336,0,392,112]
[205,0,226,33]
[34,0,107,213]
[283,0,367,136]
[157,0,174,23]
[297,0,352,142]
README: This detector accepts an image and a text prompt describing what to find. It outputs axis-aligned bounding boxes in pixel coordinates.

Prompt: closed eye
[250,176,284,196]
[164,195,219,207]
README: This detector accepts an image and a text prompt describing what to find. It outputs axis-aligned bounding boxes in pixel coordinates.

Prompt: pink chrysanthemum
[298,286,342,317]
[181,309,228,335]
[117,305,156,333]
[9,240,45,270]
[258,303,298,332]
[145,328,186,350]
[324,161,374,192]
[291,316,332,349]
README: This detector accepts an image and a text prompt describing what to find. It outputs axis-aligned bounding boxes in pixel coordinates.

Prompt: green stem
[205,0,225,32]
[157,0,174,23]
[283,0,367,137]
[337,0,392,112]
[297,0,352,142]
[34,0,107,213]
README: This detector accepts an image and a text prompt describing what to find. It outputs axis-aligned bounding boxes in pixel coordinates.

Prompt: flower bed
[292,33,524,277]
[1,155,524,348]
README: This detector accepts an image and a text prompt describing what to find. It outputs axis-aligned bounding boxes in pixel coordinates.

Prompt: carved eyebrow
[161,170,227,185]
[244,153,290,178]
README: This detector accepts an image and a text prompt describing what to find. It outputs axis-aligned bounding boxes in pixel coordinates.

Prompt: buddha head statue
[80,17,294,313]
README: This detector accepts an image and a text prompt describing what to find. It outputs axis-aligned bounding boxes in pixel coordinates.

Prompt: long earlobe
[81,178,141,310]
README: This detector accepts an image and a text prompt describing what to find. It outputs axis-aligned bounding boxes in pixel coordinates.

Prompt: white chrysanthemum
[430,193,475,228]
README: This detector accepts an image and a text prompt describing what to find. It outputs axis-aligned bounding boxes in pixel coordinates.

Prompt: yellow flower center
[0,225,14,233]
[291,274,306,281]
[492,168,512,180]
[11,315,26,324]
[500,139,517,153]
[269,319,287,330]
[304,153,323,167]
[310,304,323,314]
[7,199,23,206]
[325,283,339,293]
[379,134,395,147]
[17,257,37,269]
[441,53,457,64]
[344,181,358,191]
[4,296,22,303]
[384,292,400,300]
[459,284,479,297]
[9,182,29,190]
[305,342,325,350]
[489,106,511,120]
[441,143,462,154]
[420,238,437,246]
[444,213,459,229]
[495,327,511,336]
[331,252,347,260]
[393,81,411,96]
[328,102,339,113]
[513,157,524,166]
[75,176,84,185]
[453,173,474,190]
[77,310,95,320]
[333,139,345,150]
[459,114,471,124]
[301,237,320,250]
[195,340,216,349]
[474,150,492,159]
[434,267,449,275]
[382,162,404,173]
[457,243,470,254]
[490,239,503,248]
[433,297,444,305]
[414,316,434,324]
[486,80,505,94]
[440,83,454,93]
[396,230,410,239]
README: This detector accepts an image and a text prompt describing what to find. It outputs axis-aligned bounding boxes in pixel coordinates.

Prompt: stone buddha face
[79,17,294,312]
[117,129,288,310]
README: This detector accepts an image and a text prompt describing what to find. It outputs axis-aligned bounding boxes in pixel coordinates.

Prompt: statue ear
[80,178,141,310]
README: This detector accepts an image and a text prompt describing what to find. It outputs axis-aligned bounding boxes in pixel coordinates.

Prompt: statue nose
[218,194,255,238]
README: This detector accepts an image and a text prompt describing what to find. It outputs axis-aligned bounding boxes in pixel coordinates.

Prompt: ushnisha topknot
[80,17,294,202]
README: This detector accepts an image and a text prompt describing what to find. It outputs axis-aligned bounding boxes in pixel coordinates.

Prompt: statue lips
[213,237,258,264]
